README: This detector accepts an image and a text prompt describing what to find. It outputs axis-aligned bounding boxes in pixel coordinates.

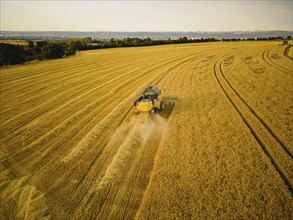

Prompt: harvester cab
[133,85,164,114]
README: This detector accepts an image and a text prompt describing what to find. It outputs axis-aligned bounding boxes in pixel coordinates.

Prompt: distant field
[0,40,28,46]
[0,42,292,219]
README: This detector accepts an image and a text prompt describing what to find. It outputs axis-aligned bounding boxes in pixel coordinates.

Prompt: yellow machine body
[133,86,164,113]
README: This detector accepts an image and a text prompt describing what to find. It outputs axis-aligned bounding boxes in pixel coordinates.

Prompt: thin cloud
[1,1,292,31]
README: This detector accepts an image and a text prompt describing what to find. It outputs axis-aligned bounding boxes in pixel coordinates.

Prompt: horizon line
[1,30,292,33]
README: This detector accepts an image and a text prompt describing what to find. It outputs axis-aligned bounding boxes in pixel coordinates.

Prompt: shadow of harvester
[159,95,178,120]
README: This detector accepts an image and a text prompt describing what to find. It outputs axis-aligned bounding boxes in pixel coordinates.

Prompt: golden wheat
[1,42,292,219]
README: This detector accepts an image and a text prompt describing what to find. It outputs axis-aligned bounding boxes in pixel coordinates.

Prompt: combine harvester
[133,86,164,114]
[133,85,177,114]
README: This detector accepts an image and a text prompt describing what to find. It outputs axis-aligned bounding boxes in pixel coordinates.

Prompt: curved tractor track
[284,45,293,61]
[214,52,293,193]
[262,47,292,75]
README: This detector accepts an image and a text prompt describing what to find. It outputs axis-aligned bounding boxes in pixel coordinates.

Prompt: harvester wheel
[151,108,159,114]
[161,102,165,110]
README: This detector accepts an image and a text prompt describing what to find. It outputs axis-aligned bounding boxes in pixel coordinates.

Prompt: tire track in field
[261,47,292,75]
[214,52,293,194]
[222,52,292,158]
[267,46,293,73]
[284,45,293,61]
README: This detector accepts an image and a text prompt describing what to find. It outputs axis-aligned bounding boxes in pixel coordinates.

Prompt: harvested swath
[96,120,141,189]
[1,42,292,219]
[62,84,150,162]
[0,151,49,220]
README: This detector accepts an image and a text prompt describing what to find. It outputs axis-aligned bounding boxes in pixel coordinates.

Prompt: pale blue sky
[1,1,292,31]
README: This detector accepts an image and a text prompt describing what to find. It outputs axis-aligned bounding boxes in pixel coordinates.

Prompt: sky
[0,0,292,32]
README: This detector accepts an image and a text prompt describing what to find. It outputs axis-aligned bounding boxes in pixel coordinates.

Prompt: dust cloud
[96,114,167,189]
[139,114,166,145]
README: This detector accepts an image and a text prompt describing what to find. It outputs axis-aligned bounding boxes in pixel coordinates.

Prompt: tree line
[222,36,291,42]
[0,41,74,66]
[0,35,291,66]
[0,37,97,66]
[73,37,220,50]
[0,37,220,66]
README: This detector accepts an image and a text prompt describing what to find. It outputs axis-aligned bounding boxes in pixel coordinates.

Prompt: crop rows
[1,42,292,219]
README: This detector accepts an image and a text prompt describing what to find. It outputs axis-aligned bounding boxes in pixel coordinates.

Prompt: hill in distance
[1,30,292,40]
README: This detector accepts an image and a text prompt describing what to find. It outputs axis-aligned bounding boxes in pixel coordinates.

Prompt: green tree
[42,43,65,59]
[36,41,48,48]
[27,40,34,48]
[0,43,26,66]
[109,38,117,47]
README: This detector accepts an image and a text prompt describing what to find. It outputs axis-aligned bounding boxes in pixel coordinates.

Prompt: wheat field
[0,41,292,219]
